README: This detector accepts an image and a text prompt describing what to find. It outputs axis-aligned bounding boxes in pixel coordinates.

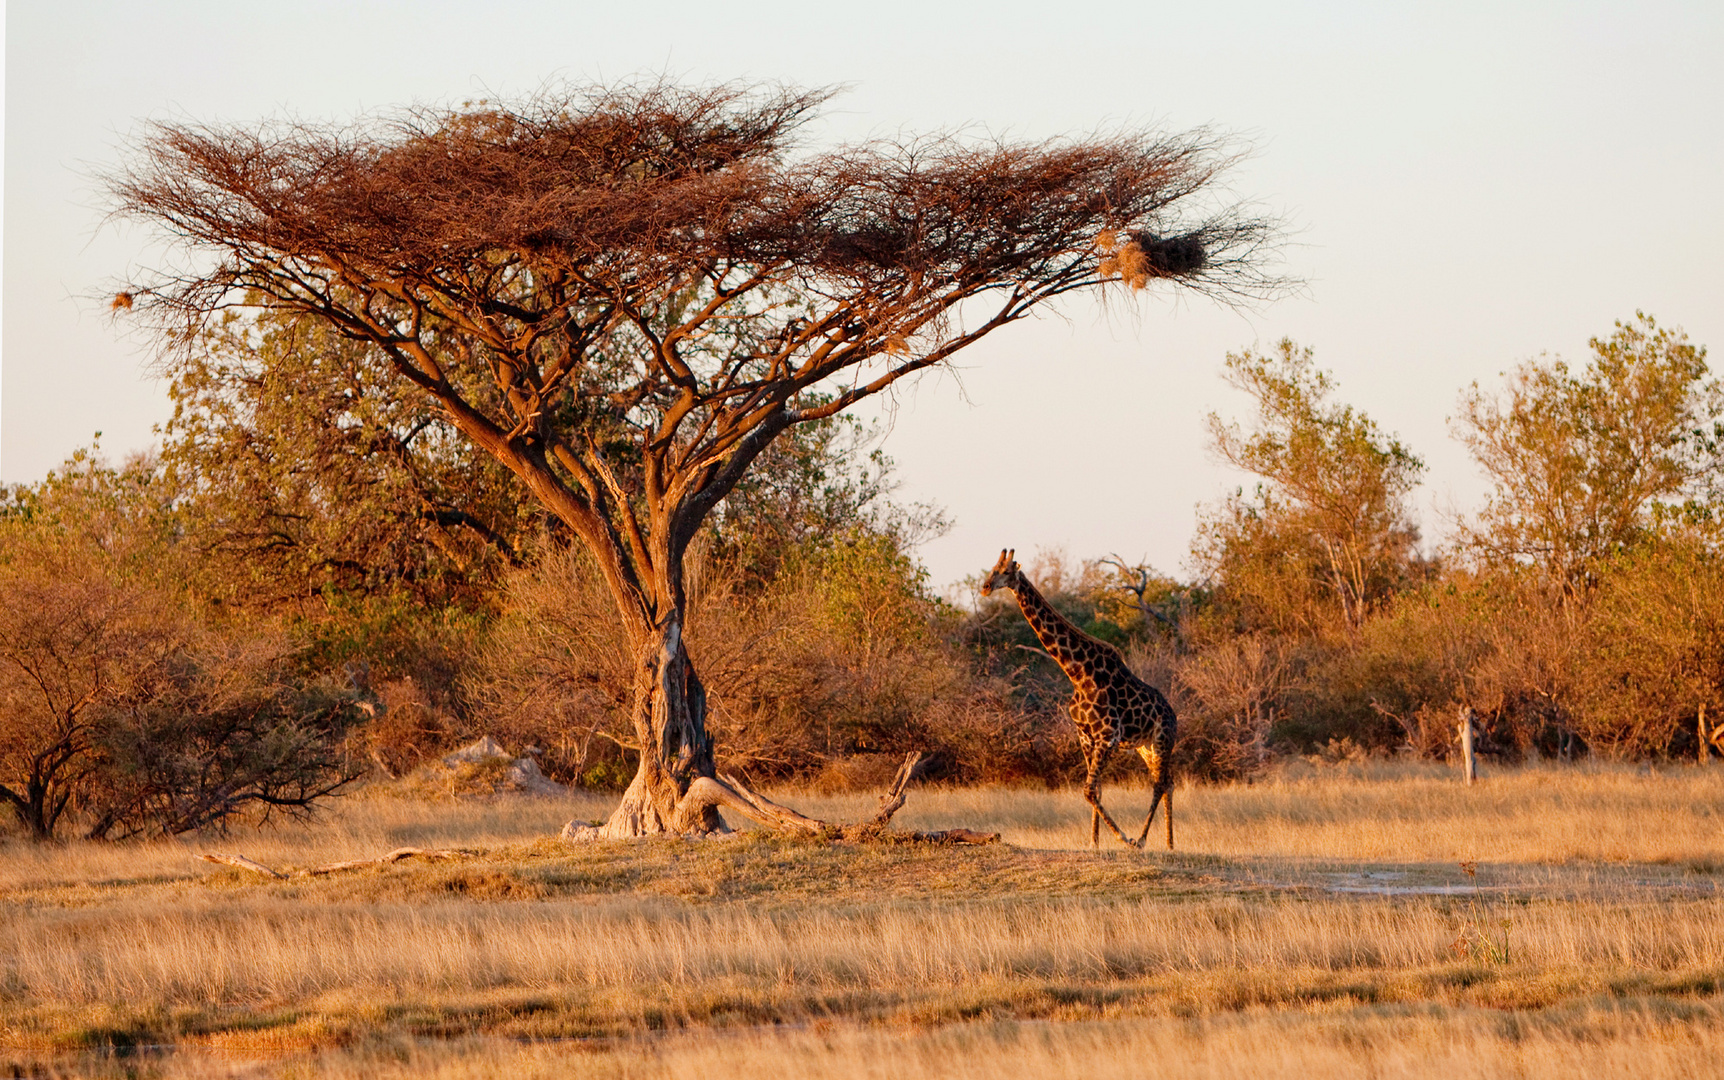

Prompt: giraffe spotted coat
[982,549,1178,849]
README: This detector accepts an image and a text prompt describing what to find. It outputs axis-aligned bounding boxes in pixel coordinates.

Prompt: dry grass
[173,1007,1724,1080]
[2,763,1722,1077]
[22,1007,1724,1079]
[0,792,611,895]
[818,759,1724,864]
[9,881,1724,1006]
[3,759,1710,892]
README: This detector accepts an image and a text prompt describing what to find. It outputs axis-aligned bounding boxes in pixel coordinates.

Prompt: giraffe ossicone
[981,548,1178,850]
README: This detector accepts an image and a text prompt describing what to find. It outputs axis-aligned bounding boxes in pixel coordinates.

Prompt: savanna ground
[3,762,1723,1078]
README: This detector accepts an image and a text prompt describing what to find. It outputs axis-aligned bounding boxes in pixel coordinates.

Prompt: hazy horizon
[6,1,1721,588]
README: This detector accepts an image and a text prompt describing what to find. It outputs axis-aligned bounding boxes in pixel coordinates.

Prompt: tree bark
[596,612,727,839]
[2,767,62,842]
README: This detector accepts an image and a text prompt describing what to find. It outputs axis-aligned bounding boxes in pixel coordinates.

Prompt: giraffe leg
[1133,746,1174,851]
[1084,786,1134,849]
[1079,740,1103,849]
[1083,784,1133,848]
[1084,751,1104,848]
[1082,749,1135,849]
[1133,786,1163,849]
[1134,784,1174,850]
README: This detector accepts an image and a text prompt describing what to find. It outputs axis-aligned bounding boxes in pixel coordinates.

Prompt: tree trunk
[1458,707,1478,786]
[575,561,964,844]
[1,775,53,842]
[596,612,727,839]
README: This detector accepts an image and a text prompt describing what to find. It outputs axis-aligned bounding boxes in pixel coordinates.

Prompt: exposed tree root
[199,755,1000,878]
[562,752,1000,846]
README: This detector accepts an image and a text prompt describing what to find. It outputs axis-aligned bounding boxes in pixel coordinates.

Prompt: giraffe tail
[1165,786,1174,850]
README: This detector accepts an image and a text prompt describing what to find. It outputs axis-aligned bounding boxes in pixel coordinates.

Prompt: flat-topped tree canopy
[109,80,1275,839]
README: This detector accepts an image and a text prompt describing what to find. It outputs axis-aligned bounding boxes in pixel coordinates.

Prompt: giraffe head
[980,549,1021,596]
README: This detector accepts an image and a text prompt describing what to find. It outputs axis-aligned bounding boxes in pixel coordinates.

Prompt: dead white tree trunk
[1458,707,1478,786]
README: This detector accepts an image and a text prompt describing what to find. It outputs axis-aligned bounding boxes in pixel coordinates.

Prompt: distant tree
[1199,339,1425,633]
[0,454,363,840]
[1570,524,1724,758]
[110,81,1274,839]
[0,548,171,839]
[162,310,533,614]
[0,450,176,839]
[1168,632,1286,779]
[708,408,948,594]
[1456,313,1719,594]
[1096,555,1198,646]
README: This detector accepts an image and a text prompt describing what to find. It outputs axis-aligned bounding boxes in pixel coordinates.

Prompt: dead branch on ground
[197,846,470,879]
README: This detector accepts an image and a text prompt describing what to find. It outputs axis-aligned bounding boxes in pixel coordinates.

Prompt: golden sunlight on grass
[285,1007,1724,1080]
[1,764,1721,1077]
[825,760,1724,863]
[31,1008,1724,1080]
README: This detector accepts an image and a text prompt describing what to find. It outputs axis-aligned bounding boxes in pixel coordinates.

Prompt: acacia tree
[110,82,1271,838]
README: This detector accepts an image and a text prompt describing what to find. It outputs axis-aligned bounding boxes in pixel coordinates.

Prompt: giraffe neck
[1011,574,1099,679]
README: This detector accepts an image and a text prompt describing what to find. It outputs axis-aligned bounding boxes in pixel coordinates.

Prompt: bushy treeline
[0,450,364,840]
[1122,312,1724,774]
[0,308,1039,839]
[3,310,1717,838]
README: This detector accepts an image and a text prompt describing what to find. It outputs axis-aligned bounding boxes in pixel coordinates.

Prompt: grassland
[2,760,1722,1077]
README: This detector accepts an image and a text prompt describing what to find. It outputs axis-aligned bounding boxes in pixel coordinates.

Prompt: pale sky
[5,1,1721,589]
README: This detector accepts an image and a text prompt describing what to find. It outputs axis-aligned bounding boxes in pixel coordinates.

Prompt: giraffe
[981,549,1178,850]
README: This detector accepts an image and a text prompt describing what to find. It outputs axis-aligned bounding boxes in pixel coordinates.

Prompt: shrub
[87,631,364,838]
[0,453,364,840]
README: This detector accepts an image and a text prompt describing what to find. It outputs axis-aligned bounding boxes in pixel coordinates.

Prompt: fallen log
[690,774,827,835]
[197,846,470,879]
[902,828,1001,845]
[196,853,285,879]
[303,847,468,876]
